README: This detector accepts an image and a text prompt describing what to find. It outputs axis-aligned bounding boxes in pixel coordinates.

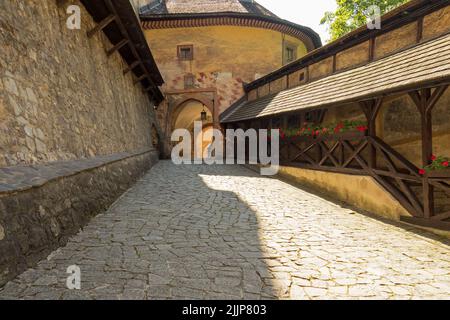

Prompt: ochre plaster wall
[278,166,411,221]
[144,25,308,114]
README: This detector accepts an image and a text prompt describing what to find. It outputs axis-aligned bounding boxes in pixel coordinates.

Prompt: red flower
[442,161,449,167]
[419,169,426,175]
[357,125,368,132]
[430,154,437,161]
[334,122,344,133]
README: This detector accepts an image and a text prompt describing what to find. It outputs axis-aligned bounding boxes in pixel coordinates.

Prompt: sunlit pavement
[1,161,449,300]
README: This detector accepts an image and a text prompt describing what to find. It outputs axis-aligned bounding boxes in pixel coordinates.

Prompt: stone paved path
[1,161,450,300]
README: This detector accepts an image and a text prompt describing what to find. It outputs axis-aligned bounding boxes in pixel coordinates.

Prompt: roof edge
[140,12,322,49]
[220,32,450,123]
[243,0,448,92]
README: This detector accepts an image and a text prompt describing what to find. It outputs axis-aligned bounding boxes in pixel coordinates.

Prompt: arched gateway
[163,94,218,158]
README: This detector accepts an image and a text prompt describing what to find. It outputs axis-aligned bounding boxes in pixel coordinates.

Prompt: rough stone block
[4,78,18,96]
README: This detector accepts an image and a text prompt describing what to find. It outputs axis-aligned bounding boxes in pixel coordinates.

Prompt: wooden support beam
[401,216,450,231]
[133,74,148,85]
[417,17,423,43]
[421,88,433,219]
[282,115,288,130]
[299,112,305,126]
[427,85,448,113]
[409,88,433,166]
[318,109,327,124]
[332,54,337,73]
[123,61,141,75]
[103,0,156,93]
[107,39,129,57]
[407,85,448,219]
[87,15,116,38]
[359,98,382,168]
[368,37,375,62]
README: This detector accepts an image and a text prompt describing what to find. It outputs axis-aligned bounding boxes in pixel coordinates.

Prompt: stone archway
[161,92,219,158]
[171,93,216,128]
[169,98,214,158]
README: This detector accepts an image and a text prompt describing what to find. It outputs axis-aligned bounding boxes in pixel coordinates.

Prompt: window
[184,74,195,89]
[286,47,295,62]
[178,45,193,60]
[283,42,297,65]
[299,72,305,82]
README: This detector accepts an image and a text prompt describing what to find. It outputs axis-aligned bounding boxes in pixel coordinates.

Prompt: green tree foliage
[321,0,409,41]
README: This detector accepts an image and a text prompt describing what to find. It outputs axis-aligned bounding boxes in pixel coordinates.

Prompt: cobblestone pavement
[1,161,450,300]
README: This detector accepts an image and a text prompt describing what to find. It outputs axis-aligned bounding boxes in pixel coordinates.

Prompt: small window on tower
[283,42,297,65]
[299,72,305,82]
[286,47,294,62]
[178,45,193,61]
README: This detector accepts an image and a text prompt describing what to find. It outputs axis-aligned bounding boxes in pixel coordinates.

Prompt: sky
[256,0,338,44]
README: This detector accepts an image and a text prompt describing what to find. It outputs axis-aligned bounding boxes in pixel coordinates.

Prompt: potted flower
[419,155,450,177]
[273,120,369,142]
[325,120,368,140]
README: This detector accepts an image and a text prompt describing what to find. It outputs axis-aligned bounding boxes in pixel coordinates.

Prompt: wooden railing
[277,133,450,230]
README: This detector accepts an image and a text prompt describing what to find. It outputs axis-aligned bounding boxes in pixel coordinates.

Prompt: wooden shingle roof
[221,33,450,123]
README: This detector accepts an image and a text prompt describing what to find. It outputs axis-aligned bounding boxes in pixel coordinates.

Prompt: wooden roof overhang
[80,0,165,104]
[140,12,322,51]
[244,0,450,93]
[220,33,450,123]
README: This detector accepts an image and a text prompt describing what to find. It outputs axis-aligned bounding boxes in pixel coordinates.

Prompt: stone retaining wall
[0,150,159,287]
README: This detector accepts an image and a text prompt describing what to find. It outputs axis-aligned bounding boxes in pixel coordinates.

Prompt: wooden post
[409,85,448,218]
[87,15,116,38]
[421,88,433,219]
[417,17,424,43]
[257,119,261,164]
[299,112,305,127]
[134,74,148,85]
[420,89,432,165]
[368,37,375,62]
[282,115,288,130]
[123,61,141,75]
[359,98,382,168]
[107,39,129,57]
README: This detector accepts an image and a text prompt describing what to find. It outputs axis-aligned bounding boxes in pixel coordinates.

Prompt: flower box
[419,155,449,176]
